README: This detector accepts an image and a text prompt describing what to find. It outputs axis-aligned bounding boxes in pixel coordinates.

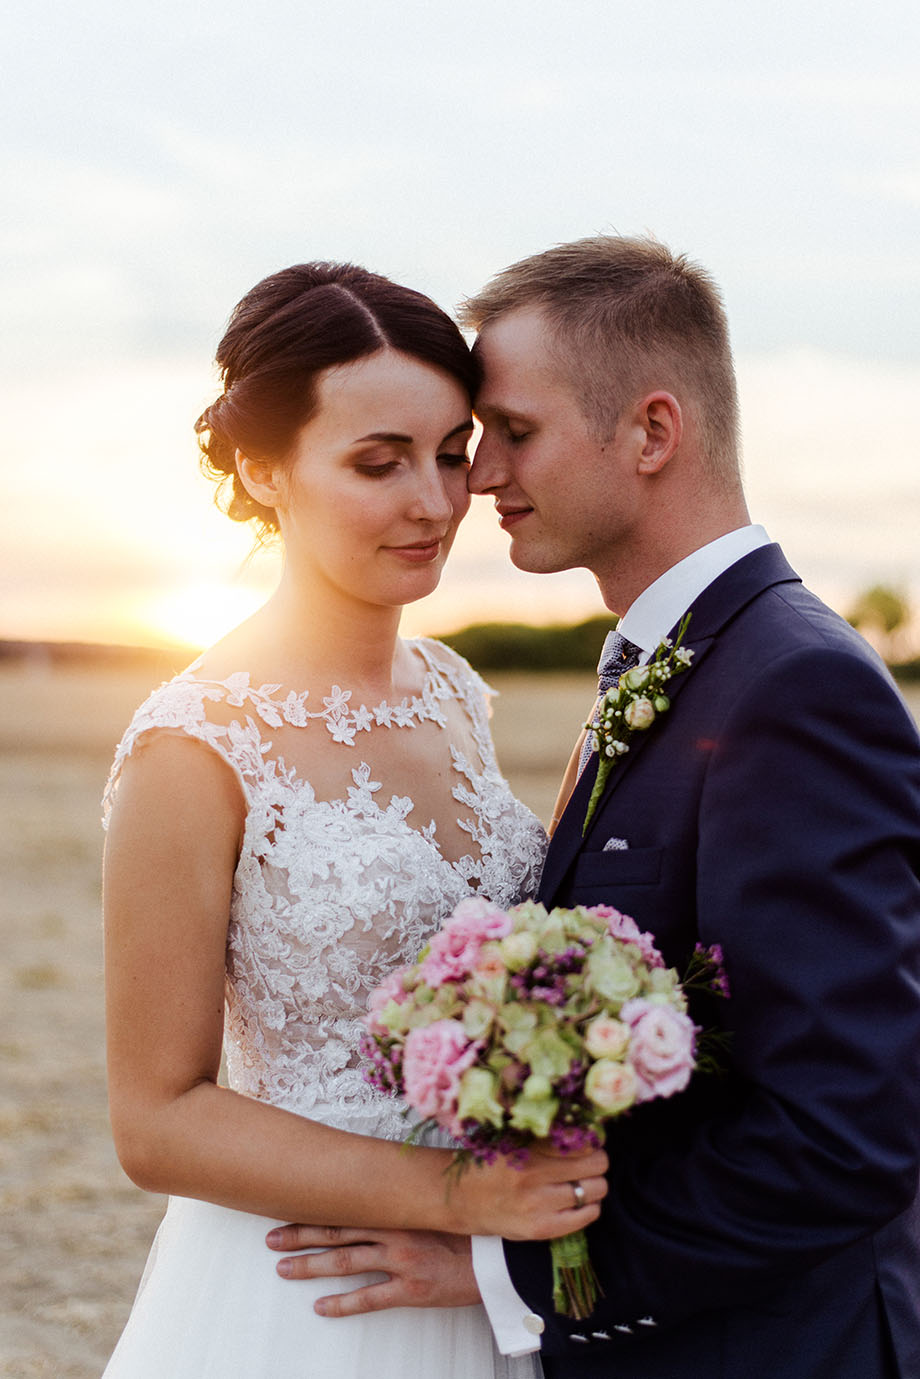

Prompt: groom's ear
[634,392,682,475]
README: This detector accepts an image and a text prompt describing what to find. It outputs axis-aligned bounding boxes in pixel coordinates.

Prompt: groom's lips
[497,506,532,531]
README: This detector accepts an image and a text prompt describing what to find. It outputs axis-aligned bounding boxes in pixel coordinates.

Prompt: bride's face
[244,349,474,610]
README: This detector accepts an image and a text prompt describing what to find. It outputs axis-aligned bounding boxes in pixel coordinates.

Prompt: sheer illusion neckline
[181,638,455,747]
[103,635,548,1132]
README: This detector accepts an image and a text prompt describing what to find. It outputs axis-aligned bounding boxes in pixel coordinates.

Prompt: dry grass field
[1,658,918,1376]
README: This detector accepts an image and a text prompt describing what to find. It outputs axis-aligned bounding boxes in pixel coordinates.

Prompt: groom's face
[469,307,641,578]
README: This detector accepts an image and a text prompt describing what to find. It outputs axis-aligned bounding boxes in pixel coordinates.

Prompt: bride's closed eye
[355,461,402,479]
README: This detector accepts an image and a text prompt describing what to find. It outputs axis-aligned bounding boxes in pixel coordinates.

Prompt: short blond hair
[460,235,740,480]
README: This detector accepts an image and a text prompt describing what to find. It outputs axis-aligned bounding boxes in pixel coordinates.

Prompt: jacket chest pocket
[569,845,662,891]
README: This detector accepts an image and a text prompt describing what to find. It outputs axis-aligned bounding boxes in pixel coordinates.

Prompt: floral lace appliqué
[103,639,547,1139]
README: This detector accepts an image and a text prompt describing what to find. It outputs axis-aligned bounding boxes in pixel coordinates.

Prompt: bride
[101,262,607,1377]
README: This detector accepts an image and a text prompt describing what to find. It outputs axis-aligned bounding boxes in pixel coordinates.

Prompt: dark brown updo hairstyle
[196,262,480,536]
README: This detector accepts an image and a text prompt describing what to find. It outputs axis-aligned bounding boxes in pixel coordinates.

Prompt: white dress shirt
[471,523,771,1355]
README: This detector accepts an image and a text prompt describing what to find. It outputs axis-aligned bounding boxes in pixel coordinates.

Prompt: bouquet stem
[550,1229,603,1319]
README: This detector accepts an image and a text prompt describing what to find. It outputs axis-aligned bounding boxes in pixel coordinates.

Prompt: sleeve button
[523,1313,545,1336]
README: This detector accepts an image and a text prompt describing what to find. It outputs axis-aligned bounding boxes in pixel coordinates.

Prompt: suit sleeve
[505,644,920,1351]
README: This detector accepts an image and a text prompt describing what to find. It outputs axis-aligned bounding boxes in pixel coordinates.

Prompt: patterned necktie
[577,629,644,775]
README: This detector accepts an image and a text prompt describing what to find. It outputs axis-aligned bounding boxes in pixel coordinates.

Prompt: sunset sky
[2,0,918,649]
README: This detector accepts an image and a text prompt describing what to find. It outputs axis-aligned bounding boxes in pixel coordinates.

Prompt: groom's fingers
[268,1227,481,1312]
[266,1223,370,1252]
[276,1241,386,1281]
[314,1280,421,1318]
[310,1242,480,1314]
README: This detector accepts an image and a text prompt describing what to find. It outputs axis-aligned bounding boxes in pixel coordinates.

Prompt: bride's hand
[450,1142,608,1240]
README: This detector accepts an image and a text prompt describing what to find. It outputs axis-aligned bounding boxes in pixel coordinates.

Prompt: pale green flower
[378,999,413,1034]
[521,1072,553,1100]
[587,945,641,1003]
[502,1005,539,1057]
[522,1027,577,1080]
[510,1091,559,1138]
[622,666,651,692]
[457,1067,505,1129]
[509,901,548,930]
[500,930,539,971]
[647,967,681,998]
[462,998,495,1040]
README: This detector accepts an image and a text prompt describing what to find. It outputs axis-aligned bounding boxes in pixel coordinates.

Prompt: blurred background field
[3,655,919,1376]
[0,654,598,1377]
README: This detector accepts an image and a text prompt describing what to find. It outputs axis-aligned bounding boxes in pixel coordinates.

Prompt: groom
[269,237,920,1377]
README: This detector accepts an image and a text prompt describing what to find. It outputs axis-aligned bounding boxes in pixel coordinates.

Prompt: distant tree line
[1,583,916,681]
[439,585,920,681]
[440,615,615,673]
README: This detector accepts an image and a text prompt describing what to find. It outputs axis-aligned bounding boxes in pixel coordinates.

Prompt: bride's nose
[407,467,454,526]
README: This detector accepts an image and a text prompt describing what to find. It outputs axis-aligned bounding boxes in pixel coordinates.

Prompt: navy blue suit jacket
[506,545,920,1379]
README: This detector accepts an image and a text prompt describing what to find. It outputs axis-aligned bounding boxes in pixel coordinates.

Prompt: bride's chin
[380,565,450,607]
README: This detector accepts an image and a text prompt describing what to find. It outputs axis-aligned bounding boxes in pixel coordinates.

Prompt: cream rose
[584,1058,638,1114]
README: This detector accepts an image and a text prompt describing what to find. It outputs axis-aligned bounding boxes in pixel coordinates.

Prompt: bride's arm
[103,734,607,1242]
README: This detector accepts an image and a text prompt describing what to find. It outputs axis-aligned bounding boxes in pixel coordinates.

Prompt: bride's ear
[235,450,285,509]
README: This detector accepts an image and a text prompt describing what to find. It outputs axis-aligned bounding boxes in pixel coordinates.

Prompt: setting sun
[138,581,271,651]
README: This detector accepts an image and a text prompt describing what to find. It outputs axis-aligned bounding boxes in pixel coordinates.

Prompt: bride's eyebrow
[441,421,475,442]
[352,431,413,444]
[351,421,474,445]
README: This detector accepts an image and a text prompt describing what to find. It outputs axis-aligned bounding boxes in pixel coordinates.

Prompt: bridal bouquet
[361,896,728,1319]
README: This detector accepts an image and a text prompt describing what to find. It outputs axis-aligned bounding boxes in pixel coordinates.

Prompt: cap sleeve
[102,676,257,829]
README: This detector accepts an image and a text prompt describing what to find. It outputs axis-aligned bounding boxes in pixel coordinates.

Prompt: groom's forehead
[473,308,563,406]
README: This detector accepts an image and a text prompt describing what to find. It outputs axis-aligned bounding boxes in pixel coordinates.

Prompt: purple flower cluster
[455,1124,532,1166]
[510,945,587,1006]
[359,1032,402,1095]
[545,1060,606,1151]
[691,942,731,999]
[548,1122,604,1154]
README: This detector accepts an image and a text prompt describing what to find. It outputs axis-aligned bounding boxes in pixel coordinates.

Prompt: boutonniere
[582,614,694,834]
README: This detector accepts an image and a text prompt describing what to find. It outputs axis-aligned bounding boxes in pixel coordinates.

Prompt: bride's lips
[385,538,445,562]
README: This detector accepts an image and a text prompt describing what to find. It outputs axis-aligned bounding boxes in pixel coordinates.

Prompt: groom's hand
[265,1224,480,1316]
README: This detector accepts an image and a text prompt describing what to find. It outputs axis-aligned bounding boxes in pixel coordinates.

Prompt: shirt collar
[617,525,771,655]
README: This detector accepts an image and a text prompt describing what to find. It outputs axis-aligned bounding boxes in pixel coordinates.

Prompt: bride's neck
[240,572,410,696]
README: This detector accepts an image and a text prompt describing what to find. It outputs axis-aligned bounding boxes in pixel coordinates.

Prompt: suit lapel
[538,544,801,905]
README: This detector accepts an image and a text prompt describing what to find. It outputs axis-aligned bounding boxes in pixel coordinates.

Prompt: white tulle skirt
[102,1109,542,1379]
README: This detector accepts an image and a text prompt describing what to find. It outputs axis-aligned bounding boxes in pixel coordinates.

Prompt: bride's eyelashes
[355,461,401,478]
[353,453,470,479]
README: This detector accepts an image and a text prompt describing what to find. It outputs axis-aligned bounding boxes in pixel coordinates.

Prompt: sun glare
[140,581,269,650]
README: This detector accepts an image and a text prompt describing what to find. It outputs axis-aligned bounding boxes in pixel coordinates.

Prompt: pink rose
[620,999,696,1102]
[450,896,514,939]
[402,1020,479,1129]
[365,969,410,1035]
[420,899,512,987]
[598,907,666,970]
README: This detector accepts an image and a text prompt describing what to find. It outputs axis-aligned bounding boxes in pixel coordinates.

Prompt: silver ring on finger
[571,1180,585,1209]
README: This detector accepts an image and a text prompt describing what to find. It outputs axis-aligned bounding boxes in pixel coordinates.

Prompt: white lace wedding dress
[101,637,546,1378]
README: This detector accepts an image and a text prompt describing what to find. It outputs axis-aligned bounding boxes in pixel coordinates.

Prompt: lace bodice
[104,638,547,1138]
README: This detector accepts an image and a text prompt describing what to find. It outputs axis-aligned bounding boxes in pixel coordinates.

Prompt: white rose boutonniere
[582,614,694,834]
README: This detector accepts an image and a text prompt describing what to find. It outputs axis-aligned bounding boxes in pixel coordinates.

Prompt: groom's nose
[468,429,505,495]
